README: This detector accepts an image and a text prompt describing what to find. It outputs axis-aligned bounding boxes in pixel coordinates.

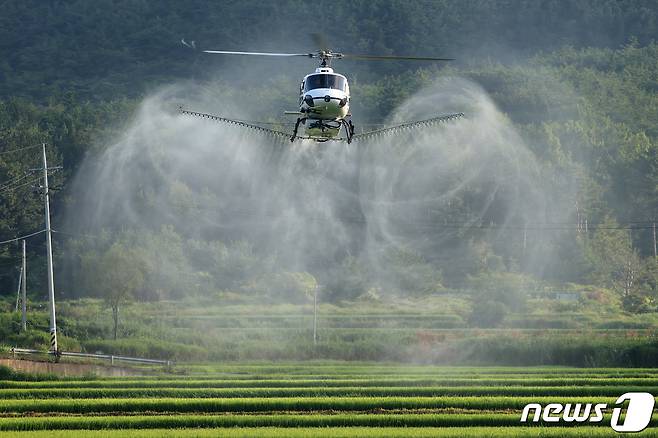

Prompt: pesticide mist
[64,77,559,302]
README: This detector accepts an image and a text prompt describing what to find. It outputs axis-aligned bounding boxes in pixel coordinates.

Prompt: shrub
[82,338,208,362]
[469,300,508,328]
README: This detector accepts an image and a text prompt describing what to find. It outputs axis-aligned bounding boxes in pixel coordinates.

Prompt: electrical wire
[0,144,42,155]
[152,203,658,231]
[51,229,103,240]
[0,176,42,194]
[0,169,61,195]
[0,229,47,245]
[0,173,30,190]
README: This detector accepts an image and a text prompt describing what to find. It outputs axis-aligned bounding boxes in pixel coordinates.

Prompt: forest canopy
[0,0,657,315]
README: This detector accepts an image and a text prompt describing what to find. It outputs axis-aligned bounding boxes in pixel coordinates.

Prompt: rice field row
[3,377,658,388]
[0,385,654,398]
[0,427,652,438]
[0,413,656,431]
[0,395,625,414]
[173,364,658,375]
[1,363,656,436]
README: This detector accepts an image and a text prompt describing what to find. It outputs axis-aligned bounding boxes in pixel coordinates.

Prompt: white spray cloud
[66,77,556,295]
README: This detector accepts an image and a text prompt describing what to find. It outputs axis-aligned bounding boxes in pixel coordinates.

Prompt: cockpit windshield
[304,74,346,91]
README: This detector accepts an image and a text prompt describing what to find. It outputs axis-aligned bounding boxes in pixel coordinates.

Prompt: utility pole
[42,143,57,354]
[21,239,26,331]
[652,220,658,257]
[15,267,22,312]
[313,284,319,346]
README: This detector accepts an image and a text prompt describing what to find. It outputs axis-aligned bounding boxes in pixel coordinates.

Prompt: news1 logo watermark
[520,392,655,432]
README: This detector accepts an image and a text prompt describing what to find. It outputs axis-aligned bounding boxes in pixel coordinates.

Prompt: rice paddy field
[1,363,657,437]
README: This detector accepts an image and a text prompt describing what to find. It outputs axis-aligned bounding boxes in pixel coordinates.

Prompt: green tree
[263,271,318,303]
[95,243,145,340]
[586,217,643,310]
[467,271,533,312]
[469,300,508,328]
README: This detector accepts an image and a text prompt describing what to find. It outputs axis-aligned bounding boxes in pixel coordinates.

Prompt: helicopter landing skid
[341,118,355,144]
[290,117,306,142]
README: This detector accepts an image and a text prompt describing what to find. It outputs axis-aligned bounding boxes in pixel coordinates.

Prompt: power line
[45,214,658,236]
[0,169,61,195]
[0,229,46,246]
[0,173,30,190]
[0,176,42,194]
[51,229,104,240]
[0,144,42,155]
[382,222,658,231]
[163,204,658,231]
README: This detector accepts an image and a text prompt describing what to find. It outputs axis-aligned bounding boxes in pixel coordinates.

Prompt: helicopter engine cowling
[301,88,349,119]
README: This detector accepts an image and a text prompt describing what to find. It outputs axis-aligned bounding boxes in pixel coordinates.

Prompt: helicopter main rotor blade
[342,53,454,61]
[202,49,454,62]
[203,50,314,57]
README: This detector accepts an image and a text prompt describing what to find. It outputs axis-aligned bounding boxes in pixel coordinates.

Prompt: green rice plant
[0,427,655,438]
[0,396,617,414]
[174,364,658,377]
[0,365,58,382]
[0,412,655,431]
[2,376,657,390]
[0,385,655,399]
[0,413,522,430]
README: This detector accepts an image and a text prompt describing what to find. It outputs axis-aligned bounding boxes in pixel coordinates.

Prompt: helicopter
[180,40,464,144]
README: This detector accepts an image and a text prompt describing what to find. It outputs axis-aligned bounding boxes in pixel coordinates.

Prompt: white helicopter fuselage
[297,67,350,139]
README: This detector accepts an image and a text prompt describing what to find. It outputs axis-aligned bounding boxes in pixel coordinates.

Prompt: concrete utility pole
[15,267,22,312]
[313,284,319,346]
[42,143,57,353]
[652,221,658,257]
[21,239,26,332]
